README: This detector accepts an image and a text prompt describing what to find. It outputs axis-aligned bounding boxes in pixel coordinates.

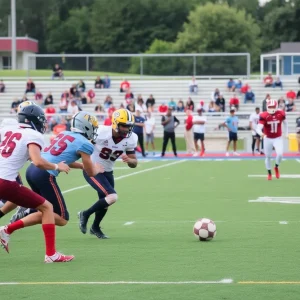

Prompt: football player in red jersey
[256,99,288,180]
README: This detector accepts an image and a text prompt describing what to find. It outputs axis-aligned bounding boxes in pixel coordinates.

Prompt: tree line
[0,0,299,73]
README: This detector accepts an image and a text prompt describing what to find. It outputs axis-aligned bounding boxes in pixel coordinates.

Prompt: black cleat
[78,211,89,234]
[90,227,109,239]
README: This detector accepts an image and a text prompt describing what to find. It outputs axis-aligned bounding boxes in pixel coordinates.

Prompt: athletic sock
[92,209,108,229]
[42,224,56,257]
[251,138,255,152]
[268,170,272,175]
[83,198,109,218]
[275,164,279,168]
[6,220,24,234]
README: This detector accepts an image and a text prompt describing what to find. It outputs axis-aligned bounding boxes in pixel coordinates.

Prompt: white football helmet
[266,99,278,114]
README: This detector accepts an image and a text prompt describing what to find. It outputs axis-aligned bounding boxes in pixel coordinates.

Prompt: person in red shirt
[229,94,240,111]
[184,110,195,154]
[264,72,273,87]
[107,104,116,116]
[286,90,296,100]
[158,102,168,114]
[120,80,130,92]
[240,83,250,94]
[87,89,96,103]
[256,99,288,180]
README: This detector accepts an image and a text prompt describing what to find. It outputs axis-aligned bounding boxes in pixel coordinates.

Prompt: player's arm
[78,151,104,177]
[121,152,138,168]
[174,116,180,128]
[161,116,170,126]
[69,162,84,169]
[28,144,70,173]
[256,115,265,136]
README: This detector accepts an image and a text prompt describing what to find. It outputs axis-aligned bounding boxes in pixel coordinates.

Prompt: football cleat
[10,207,28,224]
[0,226,10,253]
[90,227,109,239]
[44,252,74,263]
[274,167,280,179]
[267,173,272,181]
[78,211,88,234]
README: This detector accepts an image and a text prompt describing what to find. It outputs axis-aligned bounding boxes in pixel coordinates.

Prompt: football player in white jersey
[249,107,264,155]
[0,105,74,263]
[78,108,138,238]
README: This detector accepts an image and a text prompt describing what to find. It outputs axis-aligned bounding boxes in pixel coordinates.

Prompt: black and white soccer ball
[193,218,217,241]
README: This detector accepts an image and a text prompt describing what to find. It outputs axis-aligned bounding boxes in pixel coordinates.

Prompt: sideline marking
[124,222,135,226]
[0,279,233,285]
[249,197,300,204]
[248,174,300,178]
[238,281,300,285]
[62,160,186,194]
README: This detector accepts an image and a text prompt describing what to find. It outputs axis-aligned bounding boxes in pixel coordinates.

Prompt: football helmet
[17,100,37,113]
[71,111,98,142]
[18,105,47,134]
[266,99,278,114]
[112,109,135,138]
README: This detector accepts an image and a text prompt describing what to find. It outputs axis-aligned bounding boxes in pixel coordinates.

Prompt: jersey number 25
[44,133,75,156]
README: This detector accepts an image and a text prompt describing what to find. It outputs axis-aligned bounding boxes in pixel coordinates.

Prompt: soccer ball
[193,218,217,241]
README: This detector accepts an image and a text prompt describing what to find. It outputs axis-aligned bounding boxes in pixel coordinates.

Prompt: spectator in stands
[216,94,226,112]
[120,79,130,92]
[186,97,194,111]
[25,79,36,94]
[272,77,283,90]
[103,75,111,89]
[158,102,168,114]
[184,110,196,154]
[61,90,70,101]
[208,101,216,112]
[126,101,135,113]
[264,72,273,87]
[235,79,242,93]
[136,94,144,104]
[227,78,236,92]
[70,84,79,98]
[95,76,104,89]
[104,111,113,126]
[50,118,68,141]
[244,89,255,103]
[135,98,147,114]
[146,94,155,109]
[44,104,56,125]
[286,98,296,112]
[278,97,286,111]
[240,82,250,94]
[168,98,177,111]
[59,97,68,113]
[211,88,220,101]
[77,79,86,92]
[95,104,104,113]
[189,76,198,94]
[297,90,300,99]
[286,89,296,100]
[0,80,5,93]
[229,93,240,111]
[11,98,21,113]
[20,95,28,103]
[161,107,179,157]
[176,100,185,112]
[35,90,43,105]
[52,64,64,80]
[197,100,206,112]
[262,93,271,112]
[125,89,134,100]
[44,92,53,106]
[104,95,113,111]
[86,89,96,103]
[145,111,156,155]
[67,100,79,115]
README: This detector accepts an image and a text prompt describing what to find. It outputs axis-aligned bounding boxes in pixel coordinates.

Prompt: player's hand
[121,153,131,164]
[261,133,265,139]
[94,163,104,174]
[57,161,71,174]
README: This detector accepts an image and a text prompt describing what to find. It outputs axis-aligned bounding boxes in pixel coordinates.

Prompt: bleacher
[0,78,299,140]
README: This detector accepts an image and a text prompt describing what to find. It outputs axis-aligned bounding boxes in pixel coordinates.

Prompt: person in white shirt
[249,107,264,155]
[193,109,206,156]
[144,112,156,155]
[189,76,198,94]
[67,100,79,115]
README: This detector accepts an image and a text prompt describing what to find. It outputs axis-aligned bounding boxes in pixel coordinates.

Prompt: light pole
[11,0,16,70]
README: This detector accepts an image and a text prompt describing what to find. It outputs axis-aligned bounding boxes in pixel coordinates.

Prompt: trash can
[288,133,298,152]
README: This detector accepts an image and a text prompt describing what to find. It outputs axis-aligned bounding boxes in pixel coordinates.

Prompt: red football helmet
[266,99,278,114]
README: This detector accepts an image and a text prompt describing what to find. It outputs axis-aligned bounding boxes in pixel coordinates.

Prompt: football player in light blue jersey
[8,112,103,228]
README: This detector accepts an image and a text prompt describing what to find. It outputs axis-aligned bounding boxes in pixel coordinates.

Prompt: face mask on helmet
[116,123,134,138]
[267,100,278,114]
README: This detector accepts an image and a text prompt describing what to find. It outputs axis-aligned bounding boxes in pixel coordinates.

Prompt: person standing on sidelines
[193,109,206,156]
[184,110,196,155]
[161,107,180,157]
[133,110,146,157]
[221,108,239,156]
[249,107,264,155]
[144,111,156,155]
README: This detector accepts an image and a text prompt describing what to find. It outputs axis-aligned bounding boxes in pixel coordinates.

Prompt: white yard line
[0,279,233,285]
[62,160,186,195]
[124,221,135,226]
[296,159,300,163]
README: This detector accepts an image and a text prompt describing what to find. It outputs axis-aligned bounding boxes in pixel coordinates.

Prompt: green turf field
[1,159,300,300]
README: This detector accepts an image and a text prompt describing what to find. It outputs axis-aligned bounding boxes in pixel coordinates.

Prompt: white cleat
[192,152,199,157]
[233,152,240,156]
[0,226,10,253]
[44,252,75,263]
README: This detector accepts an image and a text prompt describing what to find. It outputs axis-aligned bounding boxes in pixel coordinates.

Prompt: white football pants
[264,137,283,169]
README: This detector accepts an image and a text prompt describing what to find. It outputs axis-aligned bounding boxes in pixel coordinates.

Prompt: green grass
[1,159,300,300]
